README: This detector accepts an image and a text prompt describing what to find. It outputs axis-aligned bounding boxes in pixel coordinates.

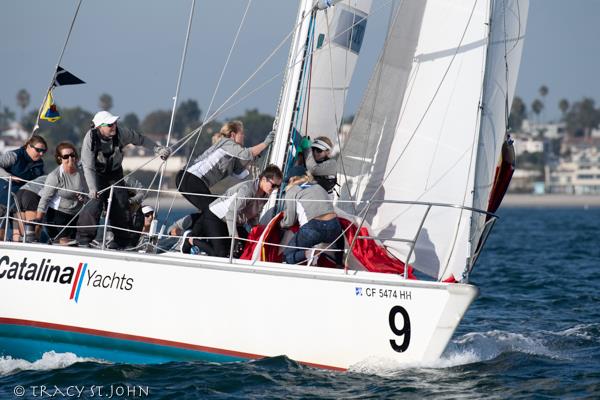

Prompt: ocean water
[1,207,599,399]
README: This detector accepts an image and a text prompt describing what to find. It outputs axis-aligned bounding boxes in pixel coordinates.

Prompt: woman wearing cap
[304,136,337,194]
[35,142,88,245]
[280,174,344,266]
[77,110,171,248]
[183,164,283,258]
[0,135,47,239]
[133,205,155,248]
[176,120,275,212]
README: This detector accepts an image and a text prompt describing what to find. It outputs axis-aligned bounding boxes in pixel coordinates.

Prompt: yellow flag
[40,91,61,122]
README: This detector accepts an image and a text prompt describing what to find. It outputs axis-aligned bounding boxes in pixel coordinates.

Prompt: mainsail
[340,0,529,281]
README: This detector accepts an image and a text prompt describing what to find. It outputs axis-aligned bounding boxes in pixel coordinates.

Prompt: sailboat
[0,0,528,370]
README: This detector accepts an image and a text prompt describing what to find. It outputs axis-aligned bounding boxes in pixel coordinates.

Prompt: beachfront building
[547,146,600,194]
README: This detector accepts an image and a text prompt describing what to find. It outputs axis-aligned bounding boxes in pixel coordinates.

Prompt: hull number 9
[389,305,411,352]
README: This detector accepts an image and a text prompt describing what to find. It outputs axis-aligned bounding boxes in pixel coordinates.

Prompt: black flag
[53,66,85,86]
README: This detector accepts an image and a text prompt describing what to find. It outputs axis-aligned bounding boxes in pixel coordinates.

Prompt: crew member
[176,120,275,212]
[77,110,171,248]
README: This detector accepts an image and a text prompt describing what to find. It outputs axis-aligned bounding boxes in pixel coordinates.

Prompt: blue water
[1,207,599,399]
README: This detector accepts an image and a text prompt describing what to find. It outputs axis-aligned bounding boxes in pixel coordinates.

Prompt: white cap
[92,111,119,128]
[311,139,331,152]
[141,205,154,215]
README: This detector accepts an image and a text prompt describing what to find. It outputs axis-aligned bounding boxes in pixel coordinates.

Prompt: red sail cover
[487,160,515,215]
[240,213,415,278]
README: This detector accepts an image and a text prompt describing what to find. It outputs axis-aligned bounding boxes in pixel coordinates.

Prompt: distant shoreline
[161,193,600,211]
[503,194,600,207]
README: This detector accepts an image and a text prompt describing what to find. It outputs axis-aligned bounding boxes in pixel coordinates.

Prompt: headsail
[339,0,529,281]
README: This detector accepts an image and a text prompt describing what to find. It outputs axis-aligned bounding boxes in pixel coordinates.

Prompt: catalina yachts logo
[0,255,134,303]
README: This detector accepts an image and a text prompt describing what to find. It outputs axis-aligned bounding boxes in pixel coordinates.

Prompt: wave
[553,323,600,341]
[349,327,576,376]
[0,351,105,377]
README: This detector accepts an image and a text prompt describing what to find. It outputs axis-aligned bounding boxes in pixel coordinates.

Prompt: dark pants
[176,170,213,212]
[285,218,344,265]
[184,210,249,258]
[46,208,77,240]
[77,171,132,246]
[15,189,40,211]
[188,210,231,257]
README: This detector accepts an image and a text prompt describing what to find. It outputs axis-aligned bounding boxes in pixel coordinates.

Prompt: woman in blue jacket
[0,135,47,239]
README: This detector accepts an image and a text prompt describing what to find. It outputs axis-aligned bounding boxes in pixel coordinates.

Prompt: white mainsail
[270,0,372,170]
[340,0,529,281]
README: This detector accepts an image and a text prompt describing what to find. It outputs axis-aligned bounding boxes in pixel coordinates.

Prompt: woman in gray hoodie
[280,174,344,266]
[35,142,88,244]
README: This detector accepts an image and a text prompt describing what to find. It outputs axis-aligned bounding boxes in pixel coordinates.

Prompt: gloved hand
[300,136,311,151]
[88,190,97,199]
[263,130,276,146]
[154,145,172,160]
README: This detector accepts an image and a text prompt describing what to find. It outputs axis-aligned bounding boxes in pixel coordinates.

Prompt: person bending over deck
[303,136,337,194]
[35,142,88,245]
[176,120,275,212]
[0,135,47,240]
[280,175,344,266]
[183,164,283,258]
[77,111,171,248]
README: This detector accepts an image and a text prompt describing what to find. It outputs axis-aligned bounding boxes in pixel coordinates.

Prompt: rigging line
[324,8,354,204]
[503,0,511,129]
[506,0,522,54]
[204,0,393,132]
[349,1,399,208]
[101,0,389,199]
[148,0,392,181]
[162,0,253,227]
[369,0,479,197]
[154,0,197,223]
[33,0,83,134]
[440,0,489,281]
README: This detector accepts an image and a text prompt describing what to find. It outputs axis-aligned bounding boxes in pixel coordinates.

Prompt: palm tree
[531,99,544,136]
[508,96,527,131]
[16,89,30,121]
[98,93,113,111]
[558,98,569,120]
[538,85,548,124]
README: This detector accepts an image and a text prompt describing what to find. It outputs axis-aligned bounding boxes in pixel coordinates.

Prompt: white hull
[0,243,477,370]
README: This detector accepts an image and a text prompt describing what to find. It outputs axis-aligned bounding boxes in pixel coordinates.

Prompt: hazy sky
[1,0,598,124]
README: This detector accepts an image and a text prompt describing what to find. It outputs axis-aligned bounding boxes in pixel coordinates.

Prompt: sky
[1,0,599,124]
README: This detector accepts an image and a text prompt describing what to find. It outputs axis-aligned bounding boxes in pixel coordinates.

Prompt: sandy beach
[503,194,600,208]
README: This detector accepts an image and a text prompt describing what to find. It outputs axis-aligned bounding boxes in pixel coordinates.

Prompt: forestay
[339,0,528,281]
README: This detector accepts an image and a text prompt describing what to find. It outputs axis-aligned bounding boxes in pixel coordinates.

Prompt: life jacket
[313,157,337,193]
[90,128,123,175]
[0,147,45,204]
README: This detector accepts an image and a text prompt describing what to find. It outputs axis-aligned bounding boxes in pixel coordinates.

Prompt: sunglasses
[60,153,77,160]
[101,122,116,128]
[30,145,47,154]
[314,148,325,154]
[144,212,154,218]
[268,179,281,189]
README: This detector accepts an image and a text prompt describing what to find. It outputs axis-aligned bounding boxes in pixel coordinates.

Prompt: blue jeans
[285,218,344,265]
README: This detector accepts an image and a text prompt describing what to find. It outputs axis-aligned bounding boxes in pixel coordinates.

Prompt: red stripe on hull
[69,263,83,300]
